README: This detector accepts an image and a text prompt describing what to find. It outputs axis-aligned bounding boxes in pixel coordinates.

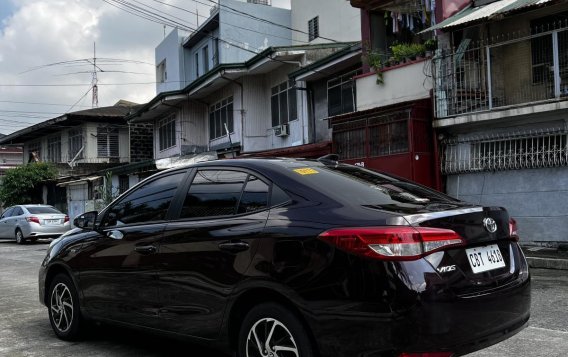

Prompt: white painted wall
[290,0,361,45]
[155,29,188,93]
[356,61,433,111]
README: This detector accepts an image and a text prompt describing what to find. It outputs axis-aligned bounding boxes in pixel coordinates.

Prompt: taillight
[318,226,465,261]
[509,218,519,242]
[64,215,69,223]
[399,353,454,357]
[26,216,40,224]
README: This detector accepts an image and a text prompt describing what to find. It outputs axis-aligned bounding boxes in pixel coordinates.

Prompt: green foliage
[0,163,57,207]
[390,43,426,62]
[424,38,437,51]
[366,51,385,85]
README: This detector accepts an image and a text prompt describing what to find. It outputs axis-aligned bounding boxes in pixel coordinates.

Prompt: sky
[0,0,290,135]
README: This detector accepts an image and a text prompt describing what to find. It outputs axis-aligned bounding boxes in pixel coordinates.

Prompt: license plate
[466,244,506,273]
[45,219,60,225]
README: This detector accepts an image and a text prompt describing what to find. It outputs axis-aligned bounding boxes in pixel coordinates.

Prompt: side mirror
[74,211,98,230]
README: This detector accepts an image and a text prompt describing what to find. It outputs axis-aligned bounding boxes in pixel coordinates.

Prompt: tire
[47,274,83,341]
[15,229,25,245]
[237,303,315,357]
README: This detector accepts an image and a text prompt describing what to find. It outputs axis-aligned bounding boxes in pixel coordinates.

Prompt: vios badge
[483,217,498,233]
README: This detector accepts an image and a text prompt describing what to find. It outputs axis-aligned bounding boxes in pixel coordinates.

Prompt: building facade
[430,0,568,244]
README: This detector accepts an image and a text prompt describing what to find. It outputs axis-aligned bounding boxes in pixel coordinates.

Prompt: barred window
[159,115,176,151]
[333,123,366,160]
[308,16,319,42]
[28,141,41,162]
[68,129,83,160]
[209,97,234,140]
[271,81,297,127]
[97,127,119,158]
[47,136,61,163]
[328,70,359,117]
[442,129,568,174]
[119,175,129,194]
[369,120,409,156]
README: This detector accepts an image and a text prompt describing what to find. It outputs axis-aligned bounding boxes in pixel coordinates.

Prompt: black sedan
[39,158,530,357]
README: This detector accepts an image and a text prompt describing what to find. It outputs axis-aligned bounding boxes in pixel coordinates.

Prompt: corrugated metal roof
[425,0,553,31]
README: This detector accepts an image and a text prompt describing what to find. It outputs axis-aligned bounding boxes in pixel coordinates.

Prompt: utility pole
[92,42,99,108]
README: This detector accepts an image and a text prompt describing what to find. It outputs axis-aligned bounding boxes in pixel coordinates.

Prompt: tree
[0,163,57,207]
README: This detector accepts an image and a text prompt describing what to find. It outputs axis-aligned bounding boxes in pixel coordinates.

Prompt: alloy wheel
[50,282,74,333]
[246,317,299,357]
[15,230,23,244]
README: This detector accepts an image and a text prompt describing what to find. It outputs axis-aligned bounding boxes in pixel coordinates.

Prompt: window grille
[159,115,176,151]
[308,17,319,42]
[97,127,119,158]
[209,97,234,140]
[47,136,61,163]
[28,141,41,161]
[369,120,409,156]
[119,175,129,194]
[271,81,297,127]
[442,129,568,174]
[327,70,360,117]
[68,129,83,160]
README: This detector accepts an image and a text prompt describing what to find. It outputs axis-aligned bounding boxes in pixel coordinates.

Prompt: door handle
[218,241,250,253]
[106,230,124,240]
[135,245,157,255]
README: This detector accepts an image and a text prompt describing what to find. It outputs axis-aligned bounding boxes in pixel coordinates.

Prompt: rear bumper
[300,241,531,357]
[23,224,70,238]
[305,275,530,357]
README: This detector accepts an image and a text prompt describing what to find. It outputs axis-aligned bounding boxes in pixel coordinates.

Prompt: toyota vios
[39,158,530,357]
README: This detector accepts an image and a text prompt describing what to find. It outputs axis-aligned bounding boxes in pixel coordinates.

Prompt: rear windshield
[291,165,463,212]
[26,207,61,214]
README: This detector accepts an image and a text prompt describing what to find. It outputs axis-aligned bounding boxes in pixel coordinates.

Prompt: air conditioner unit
[274,124,289,137]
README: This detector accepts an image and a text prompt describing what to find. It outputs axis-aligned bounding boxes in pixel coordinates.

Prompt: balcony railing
[433,21,568,118]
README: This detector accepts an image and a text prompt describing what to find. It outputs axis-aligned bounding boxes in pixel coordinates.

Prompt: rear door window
[181,170,248,219]
[13,207,24,216]
[237,176,270,214]
[180,170,273,219]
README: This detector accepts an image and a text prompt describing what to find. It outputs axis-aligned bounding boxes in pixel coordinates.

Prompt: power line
[103,0,344,77]
[0,100,91,108]
[201,0,341,43]
[147,0,310,44]
[0,82,165,87]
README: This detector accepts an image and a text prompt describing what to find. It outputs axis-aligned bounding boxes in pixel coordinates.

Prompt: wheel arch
[43,263,79,305]
[226,287,319,355]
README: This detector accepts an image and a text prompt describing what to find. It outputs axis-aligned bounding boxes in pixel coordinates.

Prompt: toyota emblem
[483,217,498,233]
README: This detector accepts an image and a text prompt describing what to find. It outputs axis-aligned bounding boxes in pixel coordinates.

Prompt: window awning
[423,0,553,32]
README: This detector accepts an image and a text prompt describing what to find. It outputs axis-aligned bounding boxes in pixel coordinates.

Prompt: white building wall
[356,61,433,111]
[155,29,188,93]
[290,0,361,45]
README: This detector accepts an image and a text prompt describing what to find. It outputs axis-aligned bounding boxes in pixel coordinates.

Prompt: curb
[526,256,568,270]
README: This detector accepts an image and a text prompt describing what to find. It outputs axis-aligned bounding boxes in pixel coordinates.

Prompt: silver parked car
[0,205,71,244]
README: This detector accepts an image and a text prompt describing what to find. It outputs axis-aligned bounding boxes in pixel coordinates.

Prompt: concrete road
[1,240,567,357]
